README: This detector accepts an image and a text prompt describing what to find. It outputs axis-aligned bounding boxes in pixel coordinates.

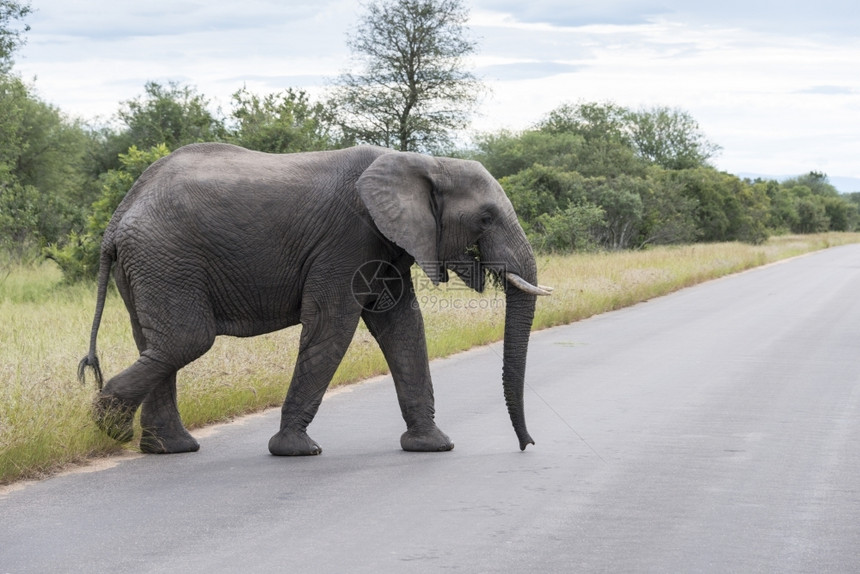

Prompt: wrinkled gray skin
[80,143,544,455]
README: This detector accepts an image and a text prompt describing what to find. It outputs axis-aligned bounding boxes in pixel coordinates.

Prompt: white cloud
[468,6,860,179]
[18,0,357,121]
[472,0,860,37]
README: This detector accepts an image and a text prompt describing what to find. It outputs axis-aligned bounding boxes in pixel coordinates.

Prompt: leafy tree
[471,129,585,179]
[637,169,699,247]
[784,171,839,197]
[332,0,481,152]
[756,178,797,233]
[0,174,39,258]
[116,81,225,151]
[586,176,645,250]
[793,195,830,233]
[535,102,645,178]
[498,164,586,232]
[45,144,171,281]
[0,74,93,254]
[731,177,771,244]
[0,0,30,72]
[844,192,860,213]
[772,173,857,233]
[473,101,720,181]
[822,196,858,232]
[227,87,342,153]
[664,168,771,244]
[0,72,25,168]
[627,106,720,170]
[473,102,646,179]
[532,203,605,253]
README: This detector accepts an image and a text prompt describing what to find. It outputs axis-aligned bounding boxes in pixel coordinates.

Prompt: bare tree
[333,0,482,152]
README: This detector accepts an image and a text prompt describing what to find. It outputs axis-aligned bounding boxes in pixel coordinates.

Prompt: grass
[2,232,859,484]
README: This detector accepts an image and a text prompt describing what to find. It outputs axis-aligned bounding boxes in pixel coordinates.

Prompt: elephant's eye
[478,210,495,229]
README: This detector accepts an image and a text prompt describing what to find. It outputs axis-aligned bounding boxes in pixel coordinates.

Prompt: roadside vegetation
[3,0,860,484]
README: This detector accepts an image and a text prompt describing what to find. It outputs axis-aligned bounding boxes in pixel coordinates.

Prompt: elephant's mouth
[446,244,489,292]
[447,245,551,296]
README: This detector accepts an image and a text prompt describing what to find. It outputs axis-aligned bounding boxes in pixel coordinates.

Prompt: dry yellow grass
[2,232,859,484]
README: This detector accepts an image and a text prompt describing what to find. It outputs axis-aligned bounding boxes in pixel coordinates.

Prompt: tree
[45,144,171,281]
[844,192,860,215]
[628,106,720,169]
[116,81,224,151]
[0,0,30,72]
[1,75,93,255]
[498,164,586,232]
[471,128,585,179]
[822,196,858,232]
[586,176,645,250]
[333,0,481,152]
[532,203,605,253]
[786,171,839,197]
[794,196,830,233]
[636,168,699,247]
[227,87,341,153]
[535,102,645,177]
[776,173,857,233]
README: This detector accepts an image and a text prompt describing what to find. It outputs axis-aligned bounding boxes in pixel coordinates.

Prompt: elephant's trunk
[495,238,542,451]
[503,284,537,450]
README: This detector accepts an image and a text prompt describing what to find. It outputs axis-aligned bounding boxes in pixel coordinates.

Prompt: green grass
[2,232,859,484]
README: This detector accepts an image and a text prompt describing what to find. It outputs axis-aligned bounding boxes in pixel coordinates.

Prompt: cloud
[477,61,582,81]
[472,1,669,27]
[26,0,335,39]
[218,74,331,89]
[472,0,860,37]
[795,85,855,95]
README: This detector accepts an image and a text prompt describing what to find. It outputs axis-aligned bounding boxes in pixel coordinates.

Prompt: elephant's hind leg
[94,353,177,443]
[131,312,213,453]
[139,373,200,454]
[96,276,213,452]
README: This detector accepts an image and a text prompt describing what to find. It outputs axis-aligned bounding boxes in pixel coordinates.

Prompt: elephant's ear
[357,152,448,284]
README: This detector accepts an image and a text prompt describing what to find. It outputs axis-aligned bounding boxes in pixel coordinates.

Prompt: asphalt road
[3,244,860,573]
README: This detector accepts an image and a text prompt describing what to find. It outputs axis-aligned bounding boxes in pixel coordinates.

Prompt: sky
[13,0,860,190]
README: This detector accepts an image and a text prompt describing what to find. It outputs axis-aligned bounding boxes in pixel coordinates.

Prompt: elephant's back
[112,143,383,238]
[106,143,391,334]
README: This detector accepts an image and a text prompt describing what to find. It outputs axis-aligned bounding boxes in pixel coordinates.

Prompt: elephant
[78,143,551,456]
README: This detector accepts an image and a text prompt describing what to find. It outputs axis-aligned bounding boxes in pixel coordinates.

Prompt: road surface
[3,244,860,573]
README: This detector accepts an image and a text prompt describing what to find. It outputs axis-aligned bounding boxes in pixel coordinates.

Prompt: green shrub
[532,202,605,253]
[44,144,170,282]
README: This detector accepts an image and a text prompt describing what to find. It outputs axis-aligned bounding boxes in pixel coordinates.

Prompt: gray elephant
[79,143,550,455]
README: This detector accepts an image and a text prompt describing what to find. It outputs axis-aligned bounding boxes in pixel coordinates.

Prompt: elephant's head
[357,151,551,450]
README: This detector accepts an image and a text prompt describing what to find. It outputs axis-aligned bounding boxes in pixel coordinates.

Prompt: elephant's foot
[401,425,454,452]
[268,428,322,456]
[93,395,136,443]
[140,426,200,454]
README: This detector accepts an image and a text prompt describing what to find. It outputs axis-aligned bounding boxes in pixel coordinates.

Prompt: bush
[44,144,170,282]
[532,203,605,253]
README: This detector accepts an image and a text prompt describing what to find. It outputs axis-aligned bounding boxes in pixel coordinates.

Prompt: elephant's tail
[78,247,114,390]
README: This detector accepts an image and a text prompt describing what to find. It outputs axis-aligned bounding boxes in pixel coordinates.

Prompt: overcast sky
[14,0,860,187]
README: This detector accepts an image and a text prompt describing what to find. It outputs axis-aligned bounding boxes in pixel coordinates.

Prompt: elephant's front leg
[269,299,361,456]
[362,289,454,452]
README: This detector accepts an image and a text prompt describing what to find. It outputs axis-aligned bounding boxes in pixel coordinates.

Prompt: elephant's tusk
[505,272,553,296]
